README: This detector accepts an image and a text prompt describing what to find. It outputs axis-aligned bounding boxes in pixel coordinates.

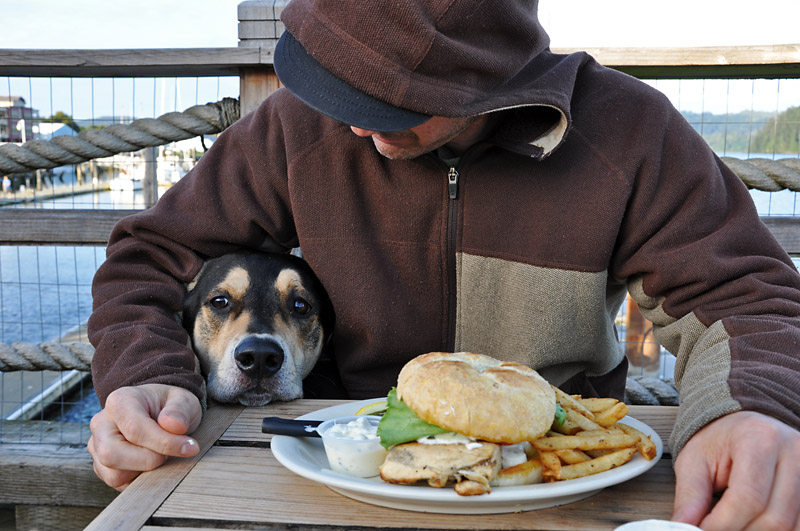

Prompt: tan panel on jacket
[628,276,740,455]
[454,253,626,387]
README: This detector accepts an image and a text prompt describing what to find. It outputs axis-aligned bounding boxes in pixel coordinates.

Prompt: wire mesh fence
[627,77,800,379]
[1,74,239,443]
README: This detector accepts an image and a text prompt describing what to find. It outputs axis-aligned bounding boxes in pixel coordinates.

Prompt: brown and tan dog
[183,251,336,406]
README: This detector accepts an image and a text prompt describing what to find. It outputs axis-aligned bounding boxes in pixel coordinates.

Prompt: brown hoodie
[89,0,800,455]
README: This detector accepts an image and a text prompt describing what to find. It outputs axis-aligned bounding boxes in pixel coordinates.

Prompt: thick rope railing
[0,98,797,188]
[1,339,680,405]
[1,110,797,190]
[625,375,679,406]
[721,157,800,192]
[0,341,93,372]
[0,97,240,174]
[0,340,681,406]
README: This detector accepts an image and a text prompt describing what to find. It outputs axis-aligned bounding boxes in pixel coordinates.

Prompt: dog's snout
[233,337,285,379]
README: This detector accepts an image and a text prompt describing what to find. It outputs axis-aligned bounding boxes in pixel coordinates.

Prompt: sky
[3,0,799,49]
[2,0,799,116]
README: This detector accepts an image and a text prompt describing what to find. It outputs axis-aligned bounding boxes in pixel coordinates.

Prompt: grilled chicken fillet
[379,440,502,496]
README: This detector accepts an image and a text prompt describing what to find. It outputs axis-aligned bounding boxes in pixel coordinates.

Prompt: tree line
[683,107,799,155]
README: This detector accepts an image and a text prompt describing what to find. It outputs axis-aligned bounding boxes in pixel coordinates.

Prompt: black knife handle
[261,416,323,437]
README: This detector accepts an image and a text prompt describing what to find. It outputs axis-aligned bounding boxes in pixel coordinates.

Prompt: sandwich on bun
[377,352,562,495]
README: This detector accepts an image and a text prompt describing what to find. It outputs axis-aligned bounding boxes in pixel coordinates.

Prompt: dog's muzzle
[233,336,285,379]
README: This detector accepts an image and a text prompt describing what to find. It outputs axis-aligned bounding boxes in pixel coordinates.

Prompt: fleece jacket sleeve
[612,105,800,455]
[88,97,297,407]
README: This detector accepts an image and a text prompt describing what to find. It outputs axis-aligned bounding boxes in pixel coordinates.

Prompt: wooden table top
[87,400,679,531]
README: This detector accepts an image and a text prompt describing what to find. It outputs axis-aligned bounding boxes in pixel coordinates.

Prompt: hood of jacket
[281,0,589,155]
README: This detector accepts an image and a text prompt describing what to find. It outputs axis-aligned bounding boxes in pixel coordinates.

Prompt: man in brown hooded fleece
[86,1,800,528]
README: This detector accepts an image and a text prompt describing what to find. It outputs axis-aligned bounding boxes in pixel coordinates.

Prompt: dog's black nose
[233,337,285,379]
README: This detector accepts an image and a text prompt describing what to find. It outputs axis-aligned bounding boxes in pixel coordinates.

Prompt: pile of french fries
[492,386,657,486]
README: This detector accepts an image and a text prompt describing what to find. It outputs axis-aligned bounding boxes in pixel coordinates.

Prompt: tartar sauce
[417,432,483,450]
[323,416,378,440]
[501,442,530,469]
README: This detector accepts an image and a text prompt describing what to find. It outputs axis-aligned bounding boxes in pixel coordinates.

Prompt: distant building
[0,96,38,143]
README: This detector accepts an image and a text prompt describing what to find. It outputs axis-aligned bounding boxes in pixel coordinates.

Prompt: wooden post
[240,68,282,116]
[142,146,158,208]
[237,0,286,115]
[624,298,661,376]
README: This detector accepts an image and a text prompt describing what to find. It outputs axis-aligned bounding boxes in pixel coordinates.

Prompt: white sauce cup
[317,415,388,477]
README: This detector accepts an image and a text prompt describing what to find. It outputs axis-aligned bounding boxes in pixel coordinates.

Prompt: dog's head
[183,251,334,406]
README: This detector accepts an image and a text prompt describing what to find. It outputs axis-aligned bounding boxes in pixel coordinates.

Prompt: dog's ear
[303,262,336,344]
[182,262,208,331]
[317,286,336,347]
[186,261,208,293]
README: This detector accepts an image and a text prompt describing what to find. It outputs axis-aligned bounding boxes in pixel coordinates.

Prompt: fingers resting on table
[87,384,203,491]
[672,411,800,531]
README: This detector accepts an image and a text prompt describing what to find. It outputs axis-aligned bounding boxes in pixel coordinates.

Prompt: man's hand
[87,384,203,491]
[672,411,800,530]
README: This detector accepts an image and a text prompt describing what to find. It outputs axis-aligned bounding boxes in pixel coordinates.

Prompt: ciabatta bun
[396,352,555,443]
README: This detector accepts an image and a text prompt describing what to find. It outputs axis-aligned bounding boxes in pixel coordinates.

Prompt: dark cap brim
[274,31,430,132]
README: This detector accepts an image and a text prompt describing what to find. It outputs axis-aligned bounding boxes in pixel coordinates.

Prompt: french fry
[532,429,638,452]
[578,397,620,413]
[593,402,629,427]
[552,386,595,418]
[585,449,614,458]
[539,451,562,481]
[552,415,583,435]
[492,458,544,486]
[564,407,603,432]
[555,448,592,464]
[498,392,654,484]
[559,447,637,481]
[617,422,658,460]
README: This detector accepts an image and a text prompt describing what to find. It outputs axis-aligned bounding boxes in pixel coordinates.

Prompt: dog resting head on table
[183,251,335,406]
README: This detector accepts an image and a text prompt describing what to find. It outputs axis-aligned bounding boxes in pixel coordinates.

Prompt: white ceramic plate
[270,399,663,514]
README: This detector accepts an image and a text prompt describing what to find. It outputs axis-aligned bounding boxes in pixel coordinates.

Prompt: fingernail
[180,439,198,456]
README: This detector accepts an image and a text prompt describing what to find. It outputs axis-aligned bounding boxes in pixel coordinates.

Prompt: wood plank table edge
[85,403,244,531]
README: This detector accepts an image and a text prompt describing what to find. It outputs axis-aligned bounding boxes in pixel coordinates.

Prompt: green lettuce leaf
[552,403,567,429]
[376,388,449,448]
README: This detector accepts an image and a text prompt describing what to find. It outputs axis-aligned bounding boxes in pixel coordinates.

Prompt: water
[2,187,146,345]
[56,379,100,424]
[2,185,146,422]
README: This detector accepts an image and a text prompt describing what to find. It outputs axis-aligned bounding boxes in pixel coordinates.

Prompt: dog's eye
[292,297,311,315]
[209,296,229,309]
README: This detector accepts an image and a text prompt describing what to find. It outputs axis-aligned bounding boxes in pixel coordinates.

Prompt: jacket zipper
[445,166,459,352]
[448,167,459,200]
[438,143,488,353]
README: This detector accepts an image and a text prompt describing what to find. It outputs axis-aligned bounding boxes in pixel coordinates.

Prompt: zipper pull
[448,167,459,199]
